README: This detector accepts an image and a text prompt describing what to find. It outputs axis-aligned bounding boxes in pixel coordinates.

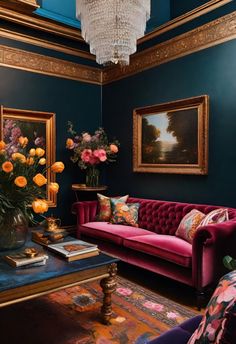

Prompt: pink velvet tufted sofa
[72,197,236,304]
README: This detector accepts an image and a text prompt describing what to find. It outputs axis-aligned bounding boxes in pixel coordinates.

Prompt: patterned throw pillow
[198,208,229,227]
[187,270,236,344]
[110,201,140,227]
[96,194,129,222]
[175,209,206,244]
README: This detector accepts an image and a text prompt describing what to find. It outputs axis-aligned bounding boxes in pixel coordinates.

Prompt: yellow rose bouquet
[0,138,64,249]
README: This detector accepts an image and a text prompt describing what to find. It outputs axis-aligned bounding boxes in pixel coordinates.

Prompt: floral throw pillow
[187,270,236,344]
[198,208,229,227]
[96,194,129,222]
[175,209,206,244]
[110,201,140,227]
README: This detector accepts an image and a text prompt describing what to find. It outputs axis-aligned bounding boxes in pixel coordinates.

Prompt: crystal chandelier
[76,0,151,66]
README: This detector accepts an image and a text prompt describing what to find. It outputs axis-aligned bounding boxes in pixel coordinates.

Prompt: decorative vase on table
[0,137,65,252]
[0,208,28,251]
[85,166,100,187]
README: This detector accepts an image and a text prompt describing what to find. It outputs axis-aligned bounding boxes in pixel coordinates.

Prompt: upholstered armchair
[147,270,236,344]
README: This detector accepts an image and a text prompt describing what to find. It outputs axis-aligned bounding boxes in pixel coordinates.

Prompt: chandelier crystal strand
[76,0,150,65]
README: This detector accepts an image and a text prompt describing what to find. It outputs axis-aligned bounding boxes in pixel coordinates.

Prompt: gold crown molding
[0,28,95,61]
[139,0,232,44]
[0,0,39,12]
[0,6,83,42]
[103,11,236,85]
[0,45,102,85]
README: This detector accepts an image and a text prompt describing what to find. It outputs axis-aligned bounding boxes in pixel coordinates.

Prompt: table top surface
[0,238,118,293]
[71,184,107,191]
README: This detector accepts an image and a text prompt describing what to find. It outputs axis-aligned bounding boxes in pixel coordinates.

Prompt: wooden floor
[117,261,208,313]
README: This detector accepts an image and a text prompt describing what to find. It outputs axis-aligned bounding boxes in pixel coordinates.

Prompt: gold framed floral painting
[0,106,56,206]
[133,95,209,175]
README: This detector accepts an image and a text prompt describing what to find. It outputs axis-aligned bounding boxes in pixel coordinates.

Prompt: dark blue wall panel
[170,0,210,18]
[103,40,236,208]
[0,67,101,225]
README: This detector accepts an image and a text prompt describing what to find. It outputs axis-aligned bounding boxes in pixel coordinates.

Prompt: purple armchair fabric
[147,315,202,344]
[72,197,236,297]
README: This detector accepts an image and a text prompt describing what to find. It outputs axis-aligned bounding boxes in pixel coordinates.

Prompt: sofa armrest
[192,221,236,289]
[71,201,98,225]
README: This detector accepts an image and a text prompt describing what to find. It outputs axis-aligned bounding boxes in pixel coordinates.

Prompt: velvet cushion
[187,270,236,344]
[110,202,140,227]
[148,316,202,344]
[96,194,128,221]
[123,234,192,267]
[79,222,153,244]
[198,208,229,227]
[175,209,205,244]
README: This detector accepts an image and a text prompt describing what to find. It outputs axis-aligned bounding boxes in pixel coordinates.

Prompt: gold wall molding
[0,28,95,61]
[103,11,236,84]
[0,0,38,12]
[0,45,102,85]
[0,6,83,42]
[139,0,232,44]
[0,0,232,46]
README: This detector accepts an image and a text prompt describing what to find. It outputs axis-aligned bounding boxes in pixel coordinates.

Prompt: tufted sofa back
[127,197,236,236]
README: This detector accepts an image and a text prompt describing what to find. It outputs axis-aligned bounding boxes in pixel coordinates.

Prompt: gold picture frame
[0,106,56,207]
[133,95,209,175]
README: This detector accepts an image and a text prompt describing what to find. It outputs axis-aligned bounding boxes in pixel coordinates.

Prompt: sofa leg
[196,290,205,311]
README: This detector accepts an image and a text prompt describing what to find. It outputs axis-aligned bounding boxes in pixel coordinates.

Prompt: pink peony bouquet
[66,122,119,171]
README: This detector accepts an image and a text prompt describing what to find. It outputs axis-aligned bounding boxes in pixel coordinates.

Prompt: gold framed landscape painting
[0,106,56,206]
[133,95,209,175]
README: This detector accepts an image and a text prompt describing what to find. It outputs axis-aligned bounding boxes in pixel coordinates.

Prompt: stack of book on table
[47,239,99,262]
[3,250,48,268]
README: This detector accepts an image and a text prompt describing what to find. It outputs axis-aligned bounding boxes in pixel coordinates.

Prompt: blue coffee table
[0,239,118,324]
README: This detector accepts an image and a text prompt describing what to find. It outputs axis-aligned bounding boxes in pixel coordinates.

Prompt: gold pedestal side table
[71,184,108,201]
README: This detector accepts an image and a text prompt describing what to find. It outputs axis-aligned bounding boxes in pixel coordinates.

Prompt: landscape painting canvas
[133,96,209,174]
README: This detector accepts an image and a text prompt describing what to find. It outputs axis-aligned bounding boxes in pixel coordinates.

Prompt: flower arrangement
[0,138,64,225]
[66,122,119,186]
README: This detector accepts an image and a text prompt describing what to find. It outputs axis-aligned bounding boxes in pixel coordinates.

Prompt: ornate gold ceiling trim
[0,0,38,12]
[139,0,232,44]
[0,6,83,42]
[103,11,236,85]
[0,45,102,85]
[0,28,95,61]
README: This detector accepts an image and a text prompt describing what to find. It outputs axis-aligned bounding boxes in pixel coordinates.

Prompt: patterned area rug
[0,276,198,344]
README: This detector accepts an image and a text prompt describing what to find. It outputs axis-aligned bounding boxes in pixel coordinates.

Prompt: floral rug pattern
[0,276,198,344]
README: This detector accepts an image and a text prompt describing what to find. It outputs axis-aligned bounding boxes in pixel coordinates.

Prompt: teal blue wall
[103,39,236,208]
[0,44,101,225]
[170,0,210,18]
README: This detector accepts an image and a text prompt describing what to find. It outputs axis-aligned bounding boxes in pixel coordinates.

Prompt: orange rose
[29,148,36,157]
[18,136,28,148]
[32,199,48,214]
[35,148,45,157]
[2,161,13,173]
[51,161,65,173]
[49,182,59,193]
[26,157,34,165]
[12,153,26,163]
[110,144,118,153]
[33,173,47,187]
[66,138,74,149]
[0,140,6,150]
[14,176,27,187]
[39,158,46,165]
